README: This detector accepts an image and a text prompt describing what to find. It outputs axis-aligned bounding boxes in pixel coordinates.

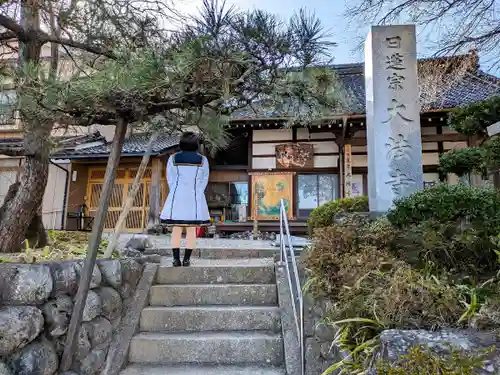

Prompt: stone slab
[128,331,284,365]
[140,306,281,332]
[273,235,311,248]
[146,248,279,259]
[365,25,423,213]
[120,364,286,375]
[368,329,500,375]
[156,258,276,285]
[149,284,278,307]
[487,121,500,137]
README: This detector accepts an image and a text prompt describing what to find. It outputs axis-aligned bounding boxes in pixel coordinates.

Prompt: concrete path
[107,233,277,250]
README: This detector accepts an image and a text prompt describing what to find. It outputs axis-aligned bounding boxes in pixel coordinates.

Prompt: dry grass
[0,230,112,263]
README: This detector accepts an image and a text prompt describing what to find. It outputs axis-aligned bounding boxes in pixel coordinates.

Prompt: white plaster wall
[352,130,367,137]
[422,152,440,165]
[424,172,440,183]
[296,129,336,140]
[352,155,367,168]
[42,163,70,230]
[252,143,280,156]
[252,157,276,169]
[314,155,338,168]
[0,169,17,205]
[353,153,441,168]
[443,141,468,150]
[421,127,438,135]
[252,129,292,142]
[351,145,367,153]
[422,142,439,151]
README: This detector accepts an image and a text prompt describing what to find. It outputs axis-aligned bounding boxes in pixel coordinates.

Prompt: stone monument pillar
[365,25,424,214]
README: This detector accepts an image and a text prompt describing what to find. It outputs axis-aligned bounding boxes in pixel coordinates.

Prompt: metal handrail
[279,198,304,375]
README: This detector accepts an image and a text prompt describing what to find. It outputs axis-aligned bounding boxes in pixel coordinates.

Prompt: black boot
[182,249,193,267]
[172,248,181,267]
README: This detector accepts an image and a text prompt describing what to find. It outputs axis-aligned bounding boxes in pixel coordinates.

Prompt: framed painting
[250,172,294,220]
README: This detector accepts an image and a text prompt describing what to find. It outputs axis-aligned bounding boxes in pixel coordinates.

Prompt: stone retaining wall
[303,292,500,375]
[303,294,341,375]
[0,258,145,375]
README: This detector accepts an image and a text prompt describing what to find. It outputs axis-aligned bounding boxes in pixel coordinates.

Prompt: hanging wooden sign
[344,144,353,197]
[275,143,314,169]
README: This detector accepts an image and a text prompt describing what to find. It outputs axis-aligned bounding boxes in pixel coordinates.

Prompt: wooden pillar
[147,157,162,229]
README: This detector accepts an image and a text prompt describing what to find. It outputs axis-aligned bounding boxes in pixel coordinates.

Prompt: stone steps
[128,331,284,365]
[156,258,276,285]
[123,254,286,374]
[149,284,277,306]
[121,364,286,375]
[145,247,280,259]
[140,305,281,332]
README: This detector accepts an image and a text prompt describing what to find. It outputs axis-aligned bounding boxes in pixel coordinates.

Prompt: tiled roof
[230,56,500,119]
[53,132,179,159]
[0,132,106,158]
[333,64,500,114]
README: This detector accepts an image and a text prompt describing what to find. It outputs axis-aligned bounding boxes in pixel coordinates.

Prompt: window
[229,182,249,221]
[297,174,338,217]
[230,182,248,205]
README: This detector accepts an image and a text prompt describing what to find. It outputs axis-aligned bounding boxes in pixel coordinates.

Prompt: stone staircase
[120,251,286,375]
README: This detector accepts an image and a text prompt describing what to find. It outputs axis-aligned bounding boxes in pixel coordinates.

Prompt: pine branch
[0,14,26,38]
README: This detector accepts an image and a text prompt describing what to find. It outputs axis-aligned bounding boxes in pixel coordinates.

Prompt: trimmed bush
[439,147,484,177]
[307,195,368,234]
[387,183,500,233]
[392,220,499,276]
[386,184,500,276]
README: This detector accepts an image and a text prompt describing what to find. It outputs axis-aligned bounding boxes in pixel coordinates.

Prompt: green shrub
[388,184,500,232]
[448,95,500,137]
[376,345,493,375]
[305,217,500,375]
[392,220,499,277]
[305,225,464,329]
[307,195,368,234]
[387,184,500,276]
[439,147,484,177]
[483,136,500,170]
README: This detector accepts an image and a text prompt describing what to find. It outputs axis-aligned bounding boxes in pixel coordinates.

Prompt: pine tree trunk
[104,131,159,258]
[0,124,51,253]
[0,3,54,253]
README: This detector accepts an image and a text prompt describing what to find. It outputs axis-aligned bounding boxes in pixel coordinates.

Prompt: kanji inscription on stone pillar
[365,25,424,214]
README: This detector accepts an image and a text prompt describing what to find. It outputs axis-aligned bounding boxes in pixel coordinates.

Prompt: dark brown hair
[179,131,199,152]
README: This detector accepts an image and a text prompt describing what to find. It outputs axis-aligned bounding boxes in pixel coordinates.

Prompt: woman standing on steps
[160,131,211,267]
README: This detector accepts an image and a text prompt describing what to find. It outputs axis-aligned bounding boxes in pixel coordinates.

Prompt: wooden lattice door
[86,167,165,232]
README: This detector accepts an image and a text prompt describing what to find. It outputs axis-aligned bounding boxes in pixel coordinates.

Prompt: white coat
[160,151,210,226]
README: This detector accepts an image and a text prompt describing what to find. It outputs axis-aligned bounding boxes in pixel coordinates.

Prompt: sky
[175,0,499,75]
